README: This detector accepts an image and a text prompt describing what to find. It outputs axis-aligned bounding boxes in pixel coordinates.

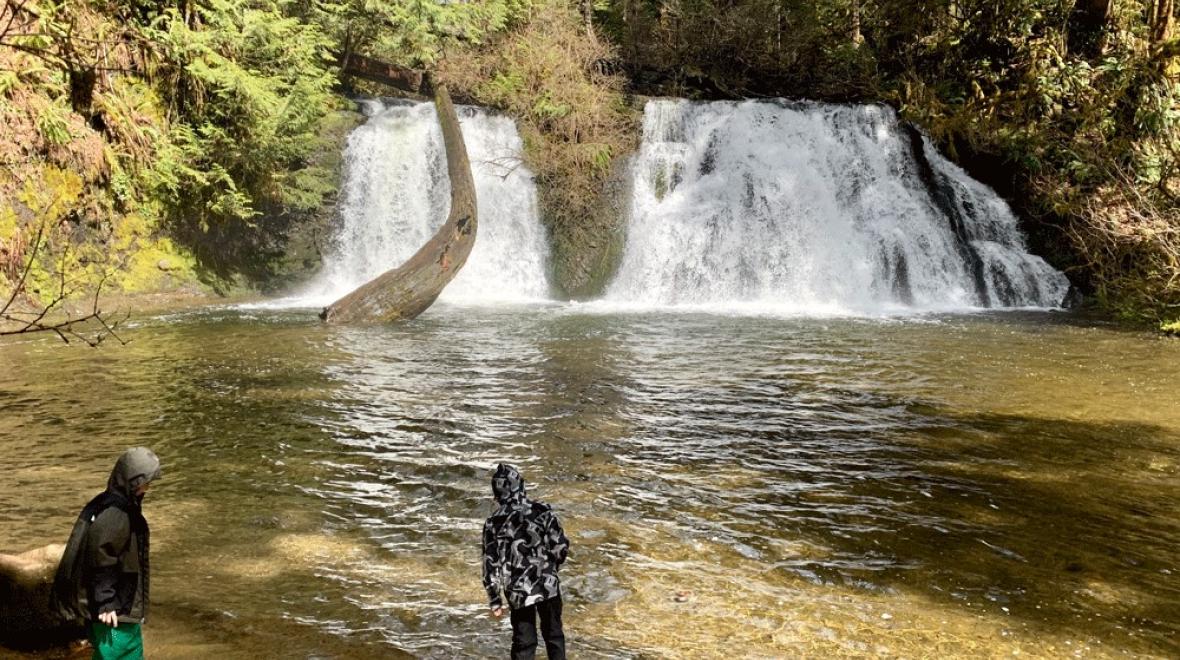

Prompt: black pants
[509,596,566,660]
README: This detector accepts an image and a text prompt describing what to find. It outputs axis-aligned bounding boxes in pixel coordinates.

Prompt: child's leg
[509,604,538,660]
[537,596,566,660]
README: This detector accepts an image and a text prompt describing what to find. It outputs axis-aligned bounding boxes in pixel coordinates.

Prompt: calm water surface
[1,304,1178,658]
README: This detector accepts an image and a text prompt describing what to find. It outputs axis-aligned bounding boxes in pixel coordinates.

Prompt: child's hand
[98,610,118,626]
[490,606,506,618]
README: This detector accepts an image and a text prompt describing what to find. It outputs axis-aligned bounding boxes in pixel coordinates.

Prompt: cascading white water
[309,100,551,304]
[604,99,1070,313]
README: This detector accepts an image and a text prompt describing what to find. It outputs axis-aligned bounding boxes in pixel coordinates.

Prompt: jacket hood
[492,463,527,504]
[107,447,161,503]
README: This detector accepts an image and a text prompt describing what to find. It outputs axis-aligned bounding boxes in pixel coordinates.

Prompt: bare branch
[1,0,34,36]
[1,197,130,347]
[480,155,526,181]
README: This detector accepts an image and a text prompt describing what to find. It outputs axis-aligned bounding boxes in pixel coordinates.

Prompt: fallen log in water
[320,83,477,324]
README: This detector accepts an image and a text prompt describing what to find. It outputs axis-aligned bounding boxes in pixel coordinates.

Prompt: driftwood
[320,83,478,324]
[0,544,78,647]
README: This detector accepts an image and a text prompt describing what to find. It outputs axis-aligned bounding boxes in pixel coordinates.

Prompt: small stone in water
[674,591,691,602]
[880,613,892,620]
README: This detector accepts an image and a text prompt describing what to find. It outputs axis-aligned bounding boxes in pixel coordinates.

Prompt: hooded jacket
[481,464,569,610]
[51,448,161,625]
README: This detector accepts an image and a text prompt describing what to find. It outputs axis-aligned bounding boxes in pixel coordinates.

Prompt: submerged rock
[563,570,630,604]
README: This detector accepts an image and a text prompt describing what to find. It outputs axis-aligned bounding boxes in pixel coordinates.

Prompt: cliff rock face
[320,84,477,323]
[548,153,633,300]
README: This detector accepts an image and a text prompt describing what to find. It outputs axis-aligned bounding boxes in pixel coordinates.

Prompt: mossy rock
[546,154,634,300]
[173,104,365,295]
[0,544,82,648]
[260,106,366,293]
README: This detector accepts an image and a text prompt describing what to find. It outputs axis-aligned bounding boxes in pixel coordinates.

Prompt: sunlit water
[1,306,1178,658]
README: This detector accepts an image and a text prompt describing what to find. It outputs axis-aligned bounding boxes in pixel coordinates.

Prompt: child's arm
[481,518,503,610]
[546,510,570,566]
[87,507,131,624]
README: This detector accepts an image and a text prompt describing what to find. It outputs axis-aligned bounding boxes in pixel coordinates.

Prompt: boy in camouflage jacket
[482,464,570,660]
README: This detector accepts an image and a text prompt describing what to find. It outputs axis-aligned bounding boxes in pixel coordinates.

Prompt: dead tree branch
[1,203,129,347]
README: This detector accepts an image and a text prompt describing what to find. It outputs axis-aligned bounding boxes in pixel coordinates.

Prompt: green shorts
[89,621,144,660]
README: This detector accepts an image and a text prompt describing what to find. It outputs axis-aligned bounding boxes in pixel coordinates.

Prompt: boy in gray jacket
[52,447,161,660]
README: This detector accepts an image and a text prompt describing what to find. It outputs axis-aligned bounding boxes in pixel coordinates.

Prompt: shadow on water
[523,310,1180,655]
[751,408,1180,654]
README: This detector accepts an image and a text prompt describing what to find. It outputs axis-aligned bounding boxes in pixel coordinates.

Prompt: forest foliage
[2,0,1178,329]
[0,0,533,308]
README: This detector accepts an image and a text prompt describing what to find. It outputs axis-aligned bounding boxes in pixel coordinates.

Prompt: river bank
[0,288,260,340]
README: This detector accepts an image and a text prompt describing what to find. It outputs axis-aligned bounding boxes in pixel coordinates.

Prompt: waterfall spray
[605,99,1069,313]
[309,100,551,306]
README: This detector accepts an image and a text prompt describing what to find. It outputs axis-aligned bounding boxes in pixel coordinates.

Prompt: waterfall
[604,99,1070,313]
[309,100,551,304]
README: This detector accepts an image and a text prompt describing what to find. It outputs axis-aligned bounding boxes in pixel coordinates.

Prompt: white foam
[604,99,1069,313]
[295,101,551,308]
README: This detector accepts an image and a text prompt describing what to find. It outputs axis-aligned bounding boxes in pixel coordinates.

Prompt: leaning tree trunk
[1069,0,1113,58]
[320,84,477,324]
[1151,0,1177,73]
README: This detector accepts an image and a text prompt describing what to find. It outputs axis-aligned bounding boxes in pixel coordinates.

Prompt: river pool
[1,304,1177,658]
